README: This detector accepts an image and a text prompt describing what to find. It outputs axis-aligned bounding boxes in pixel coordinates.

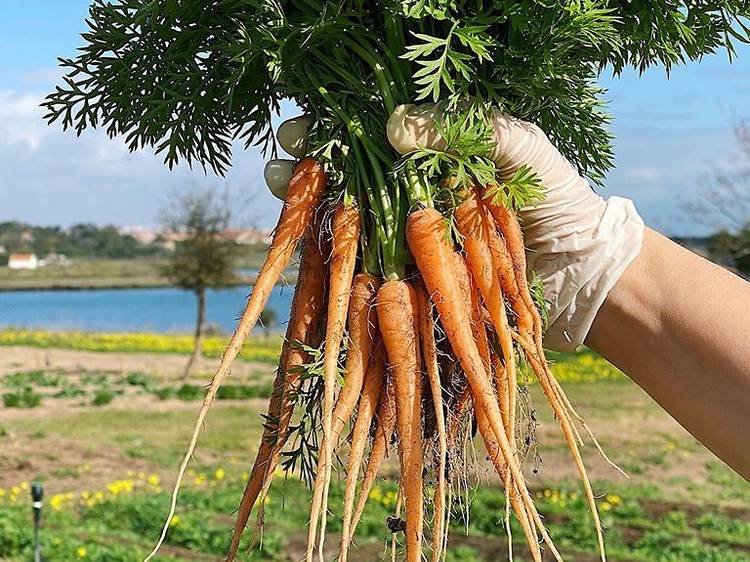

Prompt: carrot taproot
[226,225,328,561]
[406,207,562,562]
[455,187,518,441]
[447,253,494,440]
[474,404,541,562]
[415,282,448,562]
[377,280,424,562]
[145,158,326,562]
[485,199,607,562]
[331,273,381,440]
[307,201,360,562]
[339,340,386,562]
[308,271,379,559]
[349,369,396,537]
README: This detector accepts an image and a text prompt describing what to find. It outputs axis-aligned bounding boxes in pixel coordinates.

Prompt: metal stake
[31,483,43,562]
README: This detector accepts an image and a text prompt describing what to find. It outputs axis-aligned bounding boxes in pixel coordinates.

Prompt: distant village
[0,222,272,270]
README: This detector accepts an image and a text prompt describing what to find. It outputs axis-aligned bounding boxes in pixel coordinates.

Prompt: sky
[1,2,748,236]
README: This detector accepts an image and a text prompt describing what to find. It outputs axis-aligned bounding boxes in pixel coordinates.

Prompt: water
[0,286,295,333]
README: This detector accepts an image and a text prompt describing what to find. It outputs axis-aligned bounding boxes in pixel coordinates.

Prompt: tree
[160,188,240,378]
[688,119,750,277]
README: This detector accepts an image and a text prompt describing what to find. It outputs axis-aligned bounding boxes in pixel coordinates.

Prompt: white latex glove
[387,103,645,351]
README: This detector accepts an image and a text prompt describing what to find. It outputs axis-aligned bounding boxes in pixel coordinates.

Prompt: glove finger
[386,102,445,154]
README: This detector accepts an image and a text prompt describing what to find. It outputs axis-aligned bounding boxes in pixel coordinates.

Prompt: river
[0,286,294,333]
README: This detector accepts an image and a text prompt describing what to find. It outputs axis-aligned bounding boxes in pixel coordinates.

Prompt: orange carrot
[447,254,493,440]
[309,271,379,559]
[473,404,541,562]
[339,340,386,562]
[308,201,360,562]
[455,187,518,440]
[485,200,607,562]
[349,371,396,538]
[145,158,326,562]
[377,280,423,562]
[415,282,448,562]
[406,207,562,562]
[226,225,328,561]
[331,273,381,441]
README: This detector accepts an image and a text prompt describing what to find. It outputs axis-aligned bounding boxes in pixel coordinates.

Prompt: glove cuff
[537,197,644,351]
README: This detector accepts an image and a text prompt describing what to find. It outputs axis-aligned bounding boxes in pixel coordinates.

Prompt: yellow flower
[605,494,622,506]
[214,468,226,481]
[600,502,612,512]
[50,494,67,511]
[169,515,181,527]
[20,482,30,491]
[147,474,160,486]
[77,546,87,558]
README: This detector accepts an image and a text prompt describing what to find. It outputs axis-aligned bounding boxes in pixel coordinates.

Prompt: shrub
[3,387,42,408]
[91,389,115,406]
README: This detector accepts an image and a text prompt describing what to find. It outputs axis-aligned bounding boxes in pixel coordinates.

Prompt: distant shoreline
[0,275,298,293]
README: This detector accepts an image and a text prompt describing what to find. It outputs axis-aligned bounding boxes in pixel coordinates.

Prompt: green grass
[1,472,749,561]
[1,348,748,561]
[0,258,169,291]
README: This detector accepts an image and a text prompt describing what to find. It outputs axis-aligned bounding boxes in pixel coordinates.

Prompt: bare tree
[160,188,240,379]
[687,119,750,276]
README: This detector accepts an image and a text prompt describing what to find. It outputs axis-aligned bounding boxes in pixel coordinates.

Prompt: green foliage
[91,388,116,406]
[159,188,240,293]
[44,0,750,184]
[0,220,160,259]
[2,387,42,408]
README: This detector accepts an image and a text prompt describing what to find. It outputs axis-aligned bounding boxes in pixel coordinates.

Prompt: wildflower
[50,494,67,511]
[214,468,226,481]
[147,474,160,486]
[169,515,181,527]
[77,546,87,558]
[600,502,612,512]
[605,494,622,506]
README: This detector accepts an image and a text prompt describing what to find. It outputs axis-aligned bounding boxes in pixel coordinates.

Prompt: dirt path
[0,345,265,379]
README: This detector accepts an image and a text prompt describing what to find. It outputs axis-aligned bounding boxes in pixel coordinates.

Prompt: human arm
[587,228,750,480]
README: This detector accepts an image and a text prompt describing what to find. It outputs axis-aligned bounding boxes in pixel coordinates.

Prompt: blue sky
[1,2,749,235]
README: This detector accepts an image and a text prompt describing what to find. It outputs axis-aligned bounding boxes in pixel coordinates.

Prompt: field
[1,337,749,561]
[0,250,274,291]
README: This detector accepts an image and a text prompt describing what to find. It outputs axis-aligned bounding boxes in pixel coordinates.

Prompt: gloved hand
[387,103,645,351]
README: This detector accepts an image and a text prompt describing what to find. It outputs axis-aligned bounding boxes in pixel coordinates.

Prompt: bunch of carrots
[50,2,750,561]
[145,136,622,562]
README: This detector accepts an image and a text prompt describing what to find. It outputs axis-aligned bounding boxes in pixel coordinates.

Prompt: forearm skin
[587,228,750,481]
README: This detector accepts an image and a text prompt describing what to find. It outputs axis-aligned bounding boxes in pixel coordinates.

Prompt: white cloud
[0,90,287,228]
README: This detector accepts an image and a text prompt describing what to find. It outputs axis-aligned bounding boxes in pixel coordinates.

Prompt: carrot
[415,282,448,562]
[145,158,326,562]
[226,225,328,561]
[331,273,381,442]
[349,371,396,538]
[406,207,562,562]
[455,187,517,441]
[309,271,379,559]
[474,404,541,562]
[307,201,360,562]
[447,254,493,442]
[485,200,607,562]
[377,280,424,562]
[339,340,386,562]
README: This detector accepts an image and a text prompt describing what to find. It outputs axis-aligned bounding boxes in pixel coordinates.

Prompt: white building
[7,253,39,270]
